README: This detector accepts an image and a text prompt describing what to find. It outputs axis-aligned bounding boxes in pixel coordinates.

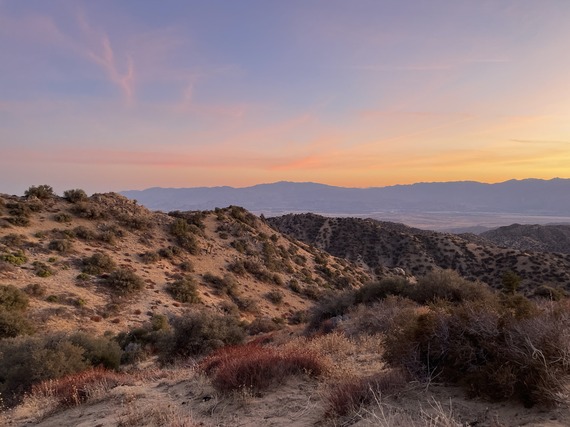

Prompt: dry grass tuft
[201,343,328,393]
[30,367,134,408]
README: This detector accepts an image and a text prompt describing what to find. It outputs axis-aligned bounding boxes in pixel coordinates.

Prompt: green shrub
[170,217,189,236]
[158,310,245,362]
[167,276,201,303]
[25,185,55,200]
[0,308,34,338]
[48,239,72,254]
[0,284,29,311]
[74,225,96,240]
[53,212,72,223]
[103,269,145,296]
[140,250,160,264]
[82,252,116,275]
[203,272,238,296]
[33,261,54,277]
[0,332,120,406]
[179,260,194,272]
[69,333,122,370]
[266,290,284,304]
[63,188,88,203]
[71,202,108,220]
[1,250,27,266]
[247,317,283,335]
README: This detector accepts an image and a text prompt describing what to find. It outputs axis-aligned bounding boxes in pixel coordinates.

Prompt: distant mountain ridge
[122,178,570,217]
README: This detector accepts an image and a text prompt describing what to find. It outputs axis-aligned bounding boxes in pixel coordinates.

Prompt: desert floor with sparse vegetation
[2,186,570,426]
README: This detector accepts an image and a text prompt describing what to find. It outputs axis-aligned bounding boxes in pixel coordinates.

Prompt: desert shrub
[1,250,27,265]
[247,317,283,335]
[203,272,238,296]
[1,233,26,247]
[343,296,419,337]
[326,369,407,417]
[533,285,567,301]
[175,234,199,254]
[53,212,72,223]
[158,245,182,259]
[63,188,88,203]
[0,334,87,405]
[74,225,96,240]
[68,332,122,370]
[103,269,145,296]
[48,238,72,254]
[168,211,206,230]
[71,202,108,220]
[25,184,55,200]
[355,277,409,304]
[412,270,496,304]
[140,250,160,264]
[265,289,284,304]
[0,284,29,311]
[167,276,200,303]
[24,283,46,298]
[170,218,189,236]
[6,214,30,226]
[307,290,355,332]
[168,217,200,253]
[179,260,194,272]
[30,367,130,408]
[0,308,34,338]
[119,214,152,231]
[33,261,53,277]
[233,295,259,313]
[227,206,256,227]
[382,299,570,406]
[82,252,116,275]
[158,310,245,362]
[201,343,326,393]
[289,310,309,325]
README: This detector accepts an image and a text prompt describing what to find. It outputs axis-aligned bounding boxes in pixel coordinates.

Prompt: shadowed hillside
[481,223,570,254]
[268,213,570,293]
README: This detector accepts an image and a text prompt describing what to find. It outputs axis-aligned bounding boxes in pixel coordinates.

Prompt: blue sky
[1,0,570,194]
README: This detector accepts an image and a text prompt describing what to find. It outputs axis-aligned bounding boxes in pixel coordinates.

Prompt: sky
[1,0,570,195]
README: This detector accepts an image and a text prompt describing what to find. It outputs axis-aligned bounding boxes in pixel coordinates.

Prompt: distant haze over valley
[122,178,570,232]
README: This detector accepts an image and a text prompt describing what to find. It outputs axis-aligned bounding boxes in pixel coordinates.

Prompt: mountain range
[121,178,570,231]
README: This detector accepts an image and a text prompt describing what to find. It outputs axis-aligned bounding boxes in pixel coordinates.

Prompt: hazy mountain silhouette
[122,178,570,216]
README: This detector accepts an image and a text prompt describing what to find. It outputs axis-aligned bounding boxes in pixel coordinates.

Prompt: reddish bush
[201,343,326,393]
[31,367,132,406]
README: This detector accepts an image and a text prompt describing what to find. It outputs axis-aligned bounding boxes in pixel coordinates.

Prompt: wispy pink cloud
[76,11,135,105]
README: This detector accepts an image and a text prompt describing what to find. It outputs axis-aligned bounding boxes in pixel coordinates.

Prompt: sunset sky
[1,1,570,195]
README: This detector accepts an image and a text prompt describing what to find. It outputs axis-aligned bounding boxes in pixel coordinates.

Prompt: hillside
[0,190,370,337]
[481,224,570,254]
[3,188,570,427]
[268,213,570,293]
